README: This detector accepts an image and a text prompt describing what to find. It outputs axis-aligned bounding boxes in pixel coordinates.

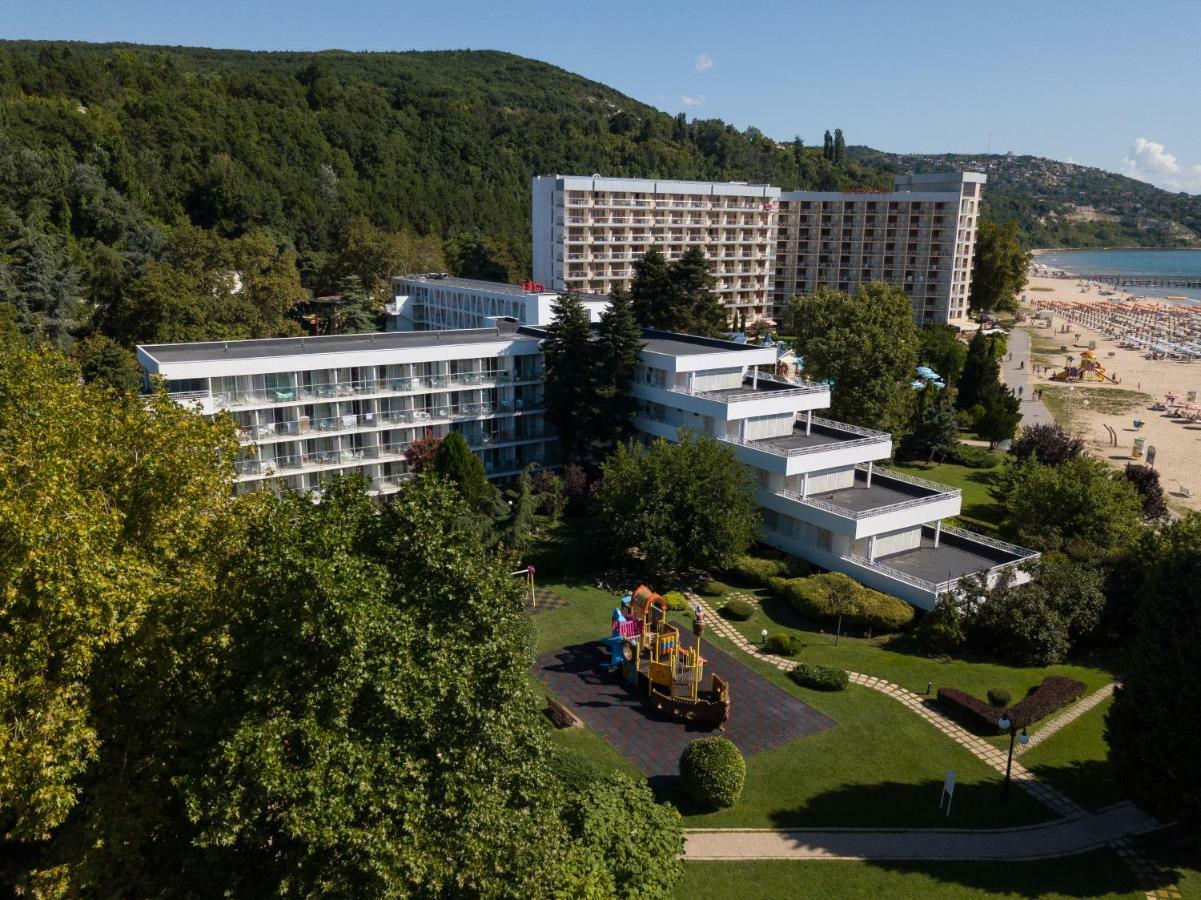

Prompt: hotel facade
[531,175,780,321]
[531,171,984,328]
[138,321,555,499]
[387,273,609,331]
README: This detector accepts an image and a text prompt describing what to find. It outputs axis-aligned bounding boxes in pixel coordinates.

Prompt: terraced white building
[619,330,1037,609]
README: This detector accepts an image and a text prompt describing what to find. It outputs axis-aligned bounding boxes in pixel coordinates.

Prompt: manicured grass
[711,582,1114,704]
[1021,698,1125,812]
[889,458,1007,531]
[679,851,1144,899]
[533,581,1054,830]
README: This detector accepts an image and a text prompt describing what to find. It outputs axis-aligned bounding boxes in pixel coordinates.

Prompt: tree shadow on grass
[1022,757,1125,813]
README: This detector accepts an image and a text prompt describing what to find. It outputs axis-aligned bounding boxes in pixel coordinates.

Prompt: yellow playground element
[1051,350,1119,384]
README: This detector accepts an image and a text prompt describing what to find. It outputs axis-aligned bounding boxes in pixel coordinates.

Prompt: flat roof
[540,174,779,197]
[139,321,540,365]
[640,329,766,357]
[395,273,608,303]
[753,421,867,452]
[879,529,1020,584]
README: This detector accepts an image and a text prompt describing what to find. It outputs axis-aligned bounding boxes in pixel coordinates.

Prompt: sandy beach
[1017,271,1201,511]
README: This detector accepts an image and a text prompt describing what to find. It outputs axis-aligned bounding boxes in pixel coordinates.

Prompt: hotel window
[816,527,833,552]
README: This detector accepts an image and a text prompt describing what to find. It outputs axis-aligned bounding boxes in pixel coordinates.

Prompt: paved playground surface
[535,633,834,778]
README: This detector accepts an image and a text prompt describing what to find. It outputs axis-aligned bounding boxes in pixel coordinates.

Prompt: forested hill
[0,40,884,351]
[849,147,1201,249]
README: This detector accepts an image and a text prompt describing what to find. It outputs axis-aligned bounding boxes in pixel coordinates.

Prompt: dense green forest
[0,40,884,351]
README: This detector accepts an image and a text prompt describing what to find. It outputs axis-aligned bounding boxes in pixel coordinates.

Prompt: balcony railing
[776,475,959,520]
[843,553,1032,597]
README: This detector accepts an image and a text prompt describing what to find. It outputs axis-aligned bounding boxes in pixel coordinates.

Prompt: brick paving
[534,632,834,779]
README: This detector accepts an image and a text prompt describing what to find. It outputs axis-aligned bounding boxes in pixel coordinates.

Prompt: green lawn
[679,852,1144,899]
[708,581,1114,703]
[534,580,1053,830]
[1021,698,1125,812]
[889,458,1007,531]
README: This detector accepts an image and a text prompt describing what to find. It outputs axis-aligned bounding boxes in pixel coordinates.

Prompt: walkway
[1018,682,1116,755]
[685,802,1160,861]
[1002,327,1053,428]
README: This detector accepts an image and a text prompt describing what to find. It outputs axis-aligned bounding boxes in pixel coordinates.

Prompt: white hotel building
[531,175,779,321]
[531,171,984,328]
[137,320,555,498]
[774,172,985,327]
[387,273,609,331]
[613,330,1038,609]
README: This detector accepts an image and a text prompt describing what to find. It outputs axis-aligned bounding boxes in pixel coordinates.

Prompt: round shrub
[789,663,848,692]
[719,598,754,621]
[679,736,746,810]
[662,590,689,612]
[699,579,730,597]
[764,632,801,657]
[987,688,1012,708]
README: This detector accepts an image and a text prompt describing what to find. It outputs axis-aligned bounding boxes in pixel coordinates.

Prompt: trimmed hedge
[987,688,1012,708]
[768,572,915,633]
[937,687,1005,734]
[719,599,754,621]
[726,554,790,586]
[662,591,689,612]
[764,632,802,657]
[699,580,731,597]
[938,676,1089,734]
[1008,676,1087,728]
[789,663,848,692]
[679,736,746,810]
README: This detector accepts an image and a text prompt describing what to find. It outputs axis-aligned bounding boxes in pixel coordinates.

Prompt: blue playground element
[912,365,946,390]
[601,635,625,672]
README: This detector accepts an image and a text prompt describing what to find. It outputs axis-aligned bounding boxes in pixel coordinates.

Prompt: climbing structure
[603,585,731,729]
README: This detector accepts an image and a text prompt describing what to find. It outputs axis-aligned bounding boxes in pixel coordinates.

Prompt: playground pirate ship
[603,585,731,729]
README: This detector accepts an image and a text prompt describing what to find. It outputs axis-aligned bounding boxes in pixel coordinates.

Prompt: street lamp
[760,628,768,646]
[997,715,1029,802]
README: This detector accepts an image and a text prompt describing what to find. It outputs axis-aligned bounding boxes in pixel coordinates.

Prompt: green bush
[719,599,754,621]
[679,736,746,810]
[764,632,801,657]
[662,591,689,612]
[699,579,730,597]
[987,688,1012,708]
[769,572,915,632]
[548,745,600,793]
[949,443,1000,468]
[725,554,789,586]
[789,663,848,692]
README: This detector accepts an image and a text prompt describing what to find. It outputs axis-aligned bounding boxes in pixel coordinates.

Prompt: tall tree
[832,128,846,165]
[956,329,1000,411]
[901,384,959,462]
[444,230,519,283]
[432,430,494,509]
[789,284,920,435]
[596,432,758,574]
[918,324,968,385]
[541,292,600,460]
[822,130,834,160]
[630,248,675,330]
[0,331,239,845]
[969,219,1030,314]
[670,247,726,336]
[972,379,1022,448]
[1106,513,1201,844]
[595,285,644,444]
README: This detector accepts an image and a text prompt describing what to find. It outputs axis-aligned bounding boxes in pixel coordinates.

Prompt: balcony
[635,373,829,424]
[841,524,1040,610]
[767,465,961,538]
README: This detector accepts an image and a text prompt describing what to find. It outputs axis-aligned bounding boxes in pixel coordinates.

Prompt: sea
[1035,248,1201,304]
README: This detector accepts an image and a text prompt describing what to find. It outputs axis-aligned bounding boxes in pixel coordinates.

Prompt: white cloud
[1121,137,1201,194]
[680,94,705,108]
[694,53,714,73]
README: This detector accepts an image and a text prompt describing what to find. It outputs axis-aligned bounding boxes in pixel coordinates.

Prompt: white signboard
[939,769,956,817]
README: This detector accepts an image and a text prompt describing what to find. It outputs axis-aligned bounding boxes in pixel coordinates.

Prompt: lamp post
[997,715,1029,802]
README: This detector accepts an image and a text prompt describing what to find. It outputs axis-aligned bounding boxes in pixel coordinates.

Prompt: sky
[5,0,1201,194]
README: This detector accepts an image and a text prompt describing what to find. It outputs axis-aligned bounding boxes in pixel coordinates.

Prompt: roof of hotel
[139,320,540,364]
[639,329,769,357]
[395,273,608,303]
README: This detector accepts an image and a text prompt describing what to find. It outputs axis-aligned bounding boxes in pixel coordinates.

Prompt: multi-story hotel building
[531,175,779,321]
[145,318,1035,609]
[774,172,986,326]
[531,171,984,328]
[387,273,609,331]
[137,320,555,498]
[613,329,1037,609]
